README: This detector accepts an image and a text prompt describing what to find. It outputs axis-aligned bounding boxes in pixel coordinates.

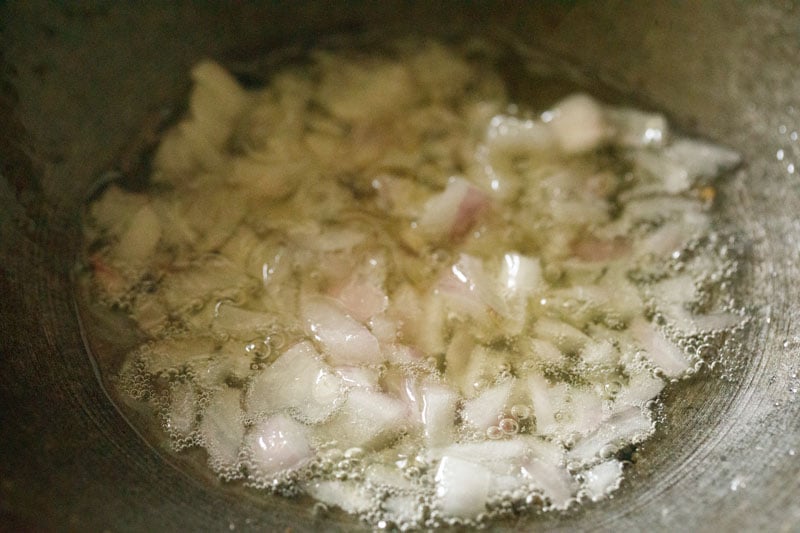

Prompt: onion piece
[190,61,248,133]
[462,380,514,430]
[212,304,274,337]
[628,317,690,377]
[383,343,425,366]
[363,463,414,491]
[435,456,491,518]
[160,255,252,312]
[607,107,668,148]
[305,480,373,514]
[420,383,458,447]
[526,338,567,367]
[633,138,741,194]
[443,328,476,382]
[316,389,409,450]
[335,366,381,390]
[228,156,296,200]
[141,336,217,375]
[485,115,555,153]
[455,345,507,398]
[546,93,611,154]
[520,456,576,509]
[532,317,591,354]
[527,374,562,435]
[298,227,365,252]
[328,261,389,323]
[199,387,245,475]
[517,437,573,508]
[383,494,423,524]
[437,440,527,474]
[302,296,382,365]
[438,253,509,322]
[499,252,543,334]
[583,459,623,501]
[389,286,446,355]
[114,204,161,264]
[561,388,606,436]
[569,407,653,465]
[245,414,313,477]
[246,341,345,423]
[165,382,197,438]
[417,177,489,242]
[616,364,665,410]
[89,185,148,235]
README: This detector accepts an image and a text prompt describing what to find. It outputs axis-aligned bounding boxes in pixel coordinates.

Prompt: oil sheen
[78,37,745,529]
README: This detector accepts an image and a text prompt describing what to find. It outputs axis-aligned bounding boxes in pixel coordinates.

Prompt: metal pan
[1,2,798,531]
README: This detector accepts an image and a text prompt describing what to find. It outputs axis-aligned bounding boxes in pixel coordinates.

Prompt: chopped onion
[199,387,245,474]
[420,382,458,447]
[435,456,491,518]
[438,253,509,322]
[114,204,161,264]
[462,379,514,430]
[417,177,489,241]
[85,40,745,529]
[569,407,653,465]
[246,341,345,423]
[245,414,313,477]
[316,389,409,450]
[629,317,690,377]
[302,296,383,365]
[546,93,611,154]
[305,480,374,513]
[166,382,197,438]
[583,459,623,501]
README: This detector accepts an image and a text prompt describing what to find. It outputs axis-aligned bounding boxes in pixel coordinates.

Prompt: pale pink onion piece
[569,407,653,464]
[435,456,491,518]
[607,107,668,148]
[199,387,245,472]
[417,177,489,241]
[115,204,162,264]
[245,414,313,477]
[302,296,382,365]
[616,365,666,409]
[329,269,389,323]
[305,480,373,514]
[462,380,514,430]
[438,253,509,321]
[546,93,611,154]
[485,115,555,153]
[629,317,690,377]
[571,235,630,263]
[335,366,381,390]
[166,382,197,437]
[246,341,344,423]
[532,317,591,354]
[528,338,567,366]
[499,252,543,334]
[420,383,458,448]
[316,389,409,450]
[520,457,576,509]
[583,459,623,501]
